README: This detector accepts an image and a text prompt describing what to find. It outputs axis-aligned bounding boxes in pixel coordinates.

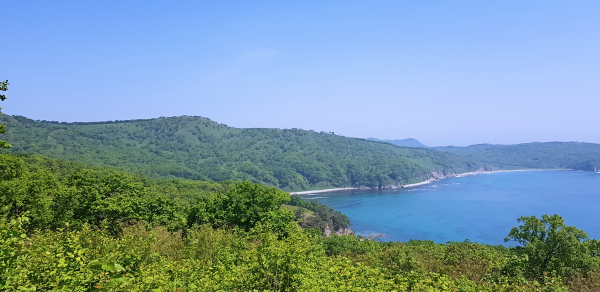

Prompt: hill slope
[434,142,600,170]
[0,115,487,191]
[367,138,428,148]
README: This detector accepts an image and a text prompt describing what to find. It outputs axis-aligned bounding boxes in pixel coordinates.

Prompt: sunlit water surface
[300,171,600,245]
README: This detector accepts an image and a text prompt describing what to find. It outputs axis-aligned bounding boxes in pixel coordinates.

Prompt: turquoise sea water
[300,171,600,246]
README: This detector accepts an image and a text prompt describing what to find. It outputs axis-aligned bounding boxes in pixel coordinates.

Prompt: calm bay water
[300,171,600,246]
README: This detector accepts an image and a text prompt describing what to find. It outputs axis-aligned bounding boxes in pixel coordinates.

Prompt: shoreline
[289,168,573,195]
[290,187,357,195]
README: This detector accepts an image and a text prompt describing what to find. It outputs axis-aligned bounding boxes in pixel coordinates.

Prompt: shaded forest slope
[1,115,486,191]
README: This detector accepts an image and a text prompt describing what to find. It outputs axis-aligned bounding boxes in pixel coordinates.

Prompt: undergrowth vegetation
[1,153,600,291]
[5,217,597,291]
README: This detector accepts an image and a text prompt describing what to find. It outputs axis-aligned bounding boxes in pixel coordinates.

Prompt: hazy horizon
[2,1,599,146]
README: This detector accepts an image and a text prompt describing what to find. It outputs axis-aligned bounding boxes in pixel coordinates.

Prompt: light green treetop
[505,214,591,279]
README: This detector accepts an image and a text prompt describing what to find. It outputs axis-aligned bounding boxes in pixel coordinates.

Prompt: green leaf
[102,263,115,272]
[113,263,125,271]
[87,260,102,270]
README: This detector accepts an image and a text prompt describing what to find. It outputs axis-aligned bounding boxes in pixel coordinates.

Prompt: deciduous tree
[505,214,590,279]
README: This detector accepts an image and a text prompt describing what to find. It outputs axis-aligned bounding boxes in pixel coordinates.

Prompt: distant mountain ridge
[0,114,487,191]
[367,138,428,148]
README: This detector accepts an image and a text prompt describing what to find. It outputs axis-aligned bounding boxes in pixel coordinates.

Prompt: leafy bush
[187,181,294,233]
[0,153,597,291]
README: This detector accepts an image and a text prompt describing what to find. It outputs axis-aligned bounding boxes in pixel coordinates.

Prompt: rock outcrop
[323,225,355,237]
[349,165,495,190]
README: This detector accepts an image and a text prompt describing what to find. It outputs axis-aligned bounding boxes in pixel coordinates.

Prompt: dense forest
[2,96,600,290]
[3,152,600,291]
[0,115,487,191]
[434,143,600,171]
[0,153,349,235]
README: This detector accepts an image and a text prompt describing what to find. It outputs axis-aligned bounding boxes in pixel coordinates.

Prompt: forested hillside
[0,115,486,191]
[434,143,600,171]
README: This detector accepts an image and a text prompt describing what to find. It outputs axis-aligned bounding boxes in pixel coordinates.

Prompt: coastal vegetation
[3,115,599,196]
[3,1,599,290]
[1,153,600,291]
[1,83,599,289]
[0,114,487,191]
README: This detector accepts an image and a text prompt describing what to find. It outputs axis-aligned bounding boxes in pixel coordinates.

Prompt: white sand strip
[289,169,573,195]
[290,187,356,195]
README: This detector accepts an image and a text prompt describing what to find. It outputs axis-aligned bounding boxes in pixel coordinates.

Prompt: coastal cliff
[348,165,495,190]
[404,166,495,187]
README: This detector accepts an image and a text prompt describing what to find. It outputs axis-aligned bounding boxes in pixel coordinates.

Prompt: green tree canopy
[505,214,593,279]
[187,181,294,232]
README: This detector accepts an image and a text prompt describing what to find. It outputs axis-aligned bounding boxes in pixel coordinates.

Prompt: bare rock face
[335,227,354,236]
[366,233,386,240]
[417,166,493,183]
[324,225,331,237]
[323,225,354,237]
[351,166,495,190]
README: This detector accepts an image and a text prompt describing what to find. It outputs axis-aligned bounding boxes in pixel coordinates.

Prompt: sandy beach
[291,187,356,195]
[289,169,572,195]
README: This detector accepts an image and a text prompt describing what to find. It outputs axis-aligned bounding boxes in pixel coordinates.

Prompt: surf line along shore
[289,180,433,195]
[289,169,569,195]
[290,173,475,195]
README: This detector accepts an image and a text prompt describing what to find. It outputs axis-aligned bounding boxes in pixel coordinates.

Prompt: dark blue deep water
[300,171,600,246]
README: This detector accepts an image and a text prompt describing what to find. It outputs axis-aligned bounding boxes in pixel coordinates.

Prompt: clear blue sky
[2,1,599,146]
